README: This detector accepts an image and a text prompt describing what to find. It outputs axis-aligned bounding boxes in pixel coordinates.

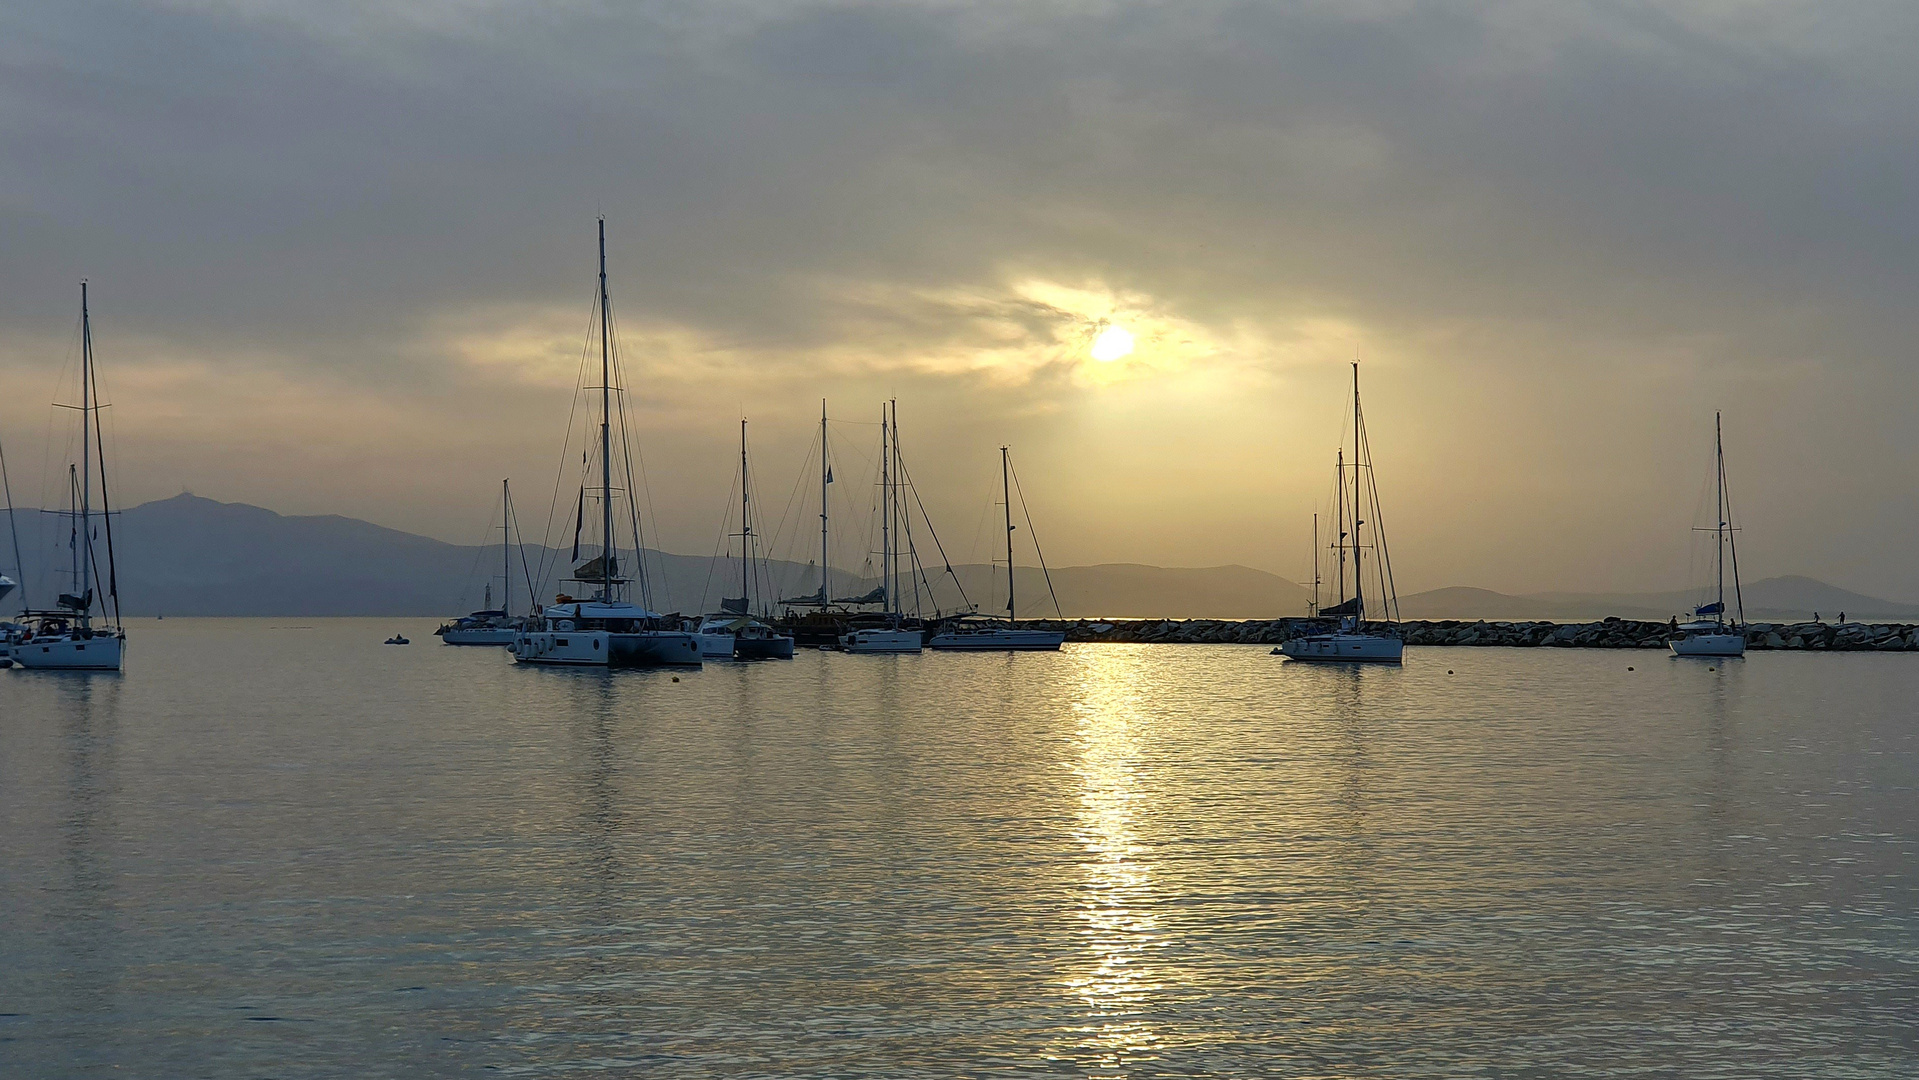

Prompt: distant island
[3,493,1915,621]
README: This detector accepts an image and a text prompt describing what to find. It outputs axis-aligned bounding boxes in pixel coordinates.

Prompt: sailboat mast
[1002,445,1015,622]
[1351,363,1364,624]
[820,400,829,600]
[502,478,511,616]
[880,403,891,618]
[741,418,751,610]
[1312,512,1320,616]
[1334,449,1346,608]
[1715,411,1726,624]
[598,220,613,601]
[78,283,93,620]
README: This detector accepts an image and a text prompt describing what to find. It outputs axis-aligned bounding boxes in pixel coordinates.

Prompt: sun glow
[1090,323,1135,363]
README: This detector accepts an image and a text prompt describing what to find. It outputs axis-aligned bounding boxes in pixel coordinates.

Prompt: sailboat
[690,419,795,660]
[437,479,528,645]
[928,446,1065,650]
[840,401,924,653]
[511,221,701,669]
[1280,363,1404,664]
[13,283,126,671]
[1670,413,1746,658]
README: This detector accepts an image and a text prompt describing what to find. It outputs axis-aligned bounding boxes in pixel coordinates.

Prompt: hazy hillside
[0,495,1313,618]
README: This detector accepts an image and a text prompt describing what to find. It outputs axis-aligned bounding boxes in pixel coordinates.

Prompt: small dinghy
[385,634,410,645]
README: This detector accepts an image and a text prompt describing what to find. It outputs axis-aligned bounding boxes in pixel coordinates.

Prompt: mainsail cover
[778,588,827,606]
[1694,601,1725,616]
[1319,597,1362,617]
[834,586,886,605]
[571,555,621,581]
[719,597,749,615]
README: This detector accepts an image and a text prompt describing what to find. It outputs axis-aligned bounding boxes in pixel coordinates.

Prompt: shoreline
[1029,617,1919,651]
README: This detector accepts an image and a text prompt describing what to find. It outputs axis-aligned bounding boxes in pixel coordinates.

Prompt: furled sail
[1320,597,1362,617]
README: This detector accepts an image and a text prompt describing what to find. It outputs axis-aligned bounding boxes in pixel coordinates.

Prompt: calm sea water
[2,618,1915,1077]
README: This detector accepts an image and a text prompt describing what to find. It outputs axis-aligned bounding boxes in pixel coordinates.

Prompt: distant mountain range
[1,494,1911,621]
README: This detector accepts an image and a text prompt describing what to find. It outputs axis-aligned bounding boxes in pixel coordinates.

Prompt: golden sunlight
[1090,323,1135,363]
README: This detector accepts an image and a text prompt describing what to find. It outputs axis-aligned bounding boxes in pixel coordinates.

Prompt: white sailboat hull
[1671,633,1745,657]
[928,627,1064,651]
[12,633,124,670]
[439,627,518,646]
[695,631,736,659]
[1280,633,1404,664]
[840,628,923,654]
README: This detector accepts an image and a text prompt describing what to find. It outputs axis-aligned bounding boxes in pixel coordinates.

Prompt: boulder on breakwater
[1025,618,1919,651]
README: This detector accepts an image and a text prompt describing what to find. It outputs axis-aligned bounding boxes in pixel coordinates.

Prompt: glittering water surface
[2,619,1916,1077]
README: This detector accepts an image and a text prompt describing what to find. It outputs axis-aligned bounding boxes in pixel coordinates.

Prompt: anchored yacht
[510,220,699,669]
[1281,364,1404,665]
[1670,413,1747,659]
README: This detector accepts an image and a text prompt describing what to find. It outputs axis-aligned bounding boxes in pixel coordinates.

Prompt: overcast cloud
[3,1,1917,595]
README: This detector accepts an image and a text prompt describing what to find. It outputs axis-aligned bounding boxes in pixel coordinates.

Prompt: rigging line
[86,334,120,621]
[1722,424,1746,625]
[763,436,817,601]
[891,450,972,612]
[532,284,600,604]
[1,422,28,608]
[509,485,539,617]
[1007,456,1063,619]
[604,294,658,610]
[697,462,740,614]
[1356,405,1398,623]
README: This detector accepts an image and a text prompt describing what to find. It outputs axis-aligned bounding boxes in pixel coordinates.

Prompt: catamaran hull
[1671,633,1745,657]
[13,635,124,670]
[694,632,737,659]
[735,635,795,660]
[1280,635,1404,664]
[439,628,517,646]
[513,630,702,667]
[928,629,1065,651]
[840,629,923,654]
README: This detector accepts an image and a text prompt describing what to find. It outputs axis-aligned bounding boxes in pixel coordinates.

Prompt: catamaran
[1281,363,1404,664]
[1670,413,1746,658]
[13,283,127,671]
[511,221,700,669]
[841,400,924,653]
[929,446,1064,651]
[437,478,529,645]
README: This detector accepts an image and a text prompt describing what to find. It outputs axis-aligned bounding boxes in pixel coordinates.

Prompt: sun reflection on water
[1062,647,1165,1071]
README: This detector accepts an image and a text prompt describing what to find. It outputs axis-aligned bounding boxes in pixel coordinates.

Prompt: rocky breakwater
[1034,617,1919,651]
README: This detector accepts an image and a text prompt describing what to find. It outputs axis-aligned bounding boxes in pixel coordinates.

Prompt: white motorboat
[511,220,699,670]
[13,284,126,672]
[1670,413,1747,659]
[1280,363,1403,665]
[439,479,531,646]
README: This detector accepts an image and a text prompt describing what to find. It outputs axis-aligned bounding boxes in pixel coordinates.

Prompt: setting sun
[1090,323,1134,362]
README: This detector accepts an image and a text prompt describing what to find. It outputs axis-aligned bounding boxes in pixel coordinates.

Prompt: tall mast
[502,479,511,616]
[740,417,752,611]
[1002,445,1015,622]
[598,219,613,602]
[1350,363,1364,624]
[79,283,93,622]
[879,403,891,618]
[1334,449,1347,608]
[819,399,830,601]
[1715,411,1726,625]
[67,464,79,600]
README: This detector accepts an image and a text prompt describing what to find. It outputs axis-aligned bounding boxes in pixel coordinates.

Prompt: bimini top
[540,599,663,621]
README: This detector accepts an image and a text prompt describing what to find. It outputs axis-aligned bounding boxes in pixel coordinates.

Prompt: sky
[3,0,1918,597]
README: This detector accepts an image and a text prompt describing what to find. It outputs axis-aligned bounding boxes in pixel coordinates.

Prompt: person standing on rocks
[1840,611,1847,624]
